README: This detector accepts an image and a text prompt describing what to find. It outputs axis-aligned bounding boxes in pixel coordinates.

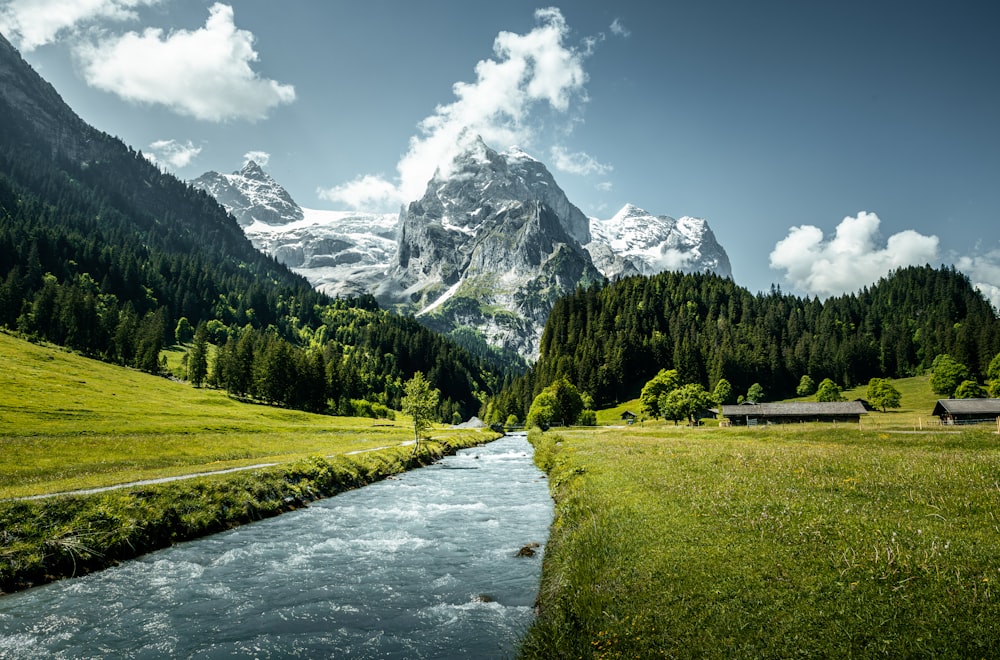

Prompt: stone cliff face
[376,138,601,358]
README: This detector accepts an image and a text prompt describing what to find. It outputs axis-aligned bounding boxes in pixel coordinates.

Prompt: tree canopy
[866,377,901,412]
[930,354,971,397]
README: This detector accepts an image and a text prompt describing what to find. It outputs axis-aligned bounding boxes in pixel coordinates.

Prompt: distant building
[620,410,638,425]
[931,399,1000,425]
[714,401,868,426]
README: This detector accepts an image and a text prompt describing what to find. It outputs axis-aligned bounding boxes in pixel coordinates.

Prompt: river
[0,433,553,658]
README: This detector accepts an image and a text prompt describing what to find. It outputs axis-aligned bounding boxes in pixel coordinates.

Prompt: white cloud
[610,18,631,38]
[322,7,595,211]
[550,145,612,176]
[318,174,404,212]
[769,211,940,297]
[145,138,201,169]
[596,181,613,192]
[242,150,270,167]
[955,249,1000,313]
[75,3,295,121]
[0,0,161,51]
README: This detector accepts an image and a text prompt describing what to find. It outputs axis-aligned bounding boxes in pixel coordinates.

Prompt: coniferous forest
[485,266,1000,423]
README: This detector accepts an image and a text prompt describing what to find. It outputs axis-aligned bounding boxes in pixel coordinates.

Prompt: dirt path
[14,441,417,502]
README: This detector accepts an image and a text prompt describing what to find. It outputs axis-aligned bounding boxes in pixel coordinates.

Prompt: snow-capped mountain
[191,162,398,297]
[586,204,732,280]
[375,137,602,357]
[191,161,303,227]
[194,143,732,359]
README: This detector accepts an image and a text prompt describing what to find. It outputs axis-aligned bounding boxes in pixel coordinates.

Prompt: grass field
[521,424,1000,658]
[0,331,430,499]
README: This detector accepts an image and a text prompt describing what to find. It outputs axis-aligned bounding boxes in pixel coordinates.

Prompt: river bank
[520,425,1000,658]
[0,433,552,658]
[0,431,496,595]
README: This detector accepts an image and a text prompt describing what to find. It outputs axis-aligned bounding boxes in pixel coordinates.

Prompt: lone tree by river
[402,372,439,453]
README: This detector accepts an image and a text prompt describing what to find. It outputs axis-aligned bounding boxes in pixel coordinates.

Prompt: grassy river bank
[520,424,1000,658]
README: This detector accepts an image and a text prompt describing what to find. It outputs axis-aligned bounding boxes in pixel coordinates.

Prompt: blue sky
[3,1,999,306]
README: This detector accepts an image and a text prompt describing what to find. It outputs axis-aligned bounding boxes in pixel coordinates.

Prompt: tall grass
[522,424,1000,658]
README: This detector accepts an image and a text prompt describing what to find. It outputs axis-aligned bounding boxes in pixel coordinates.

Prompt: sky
[2,0,999,307]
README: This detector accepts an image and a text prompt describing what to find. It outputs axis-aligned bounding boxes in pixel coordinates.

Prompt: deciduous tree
[402,371,439,448]
[816,378,844,402]
[953,380,985,399]
[640,369,680,419]
[796,375,816,397]
[660,383,713,425]
[866,377,901,412]
[930,354,970,397]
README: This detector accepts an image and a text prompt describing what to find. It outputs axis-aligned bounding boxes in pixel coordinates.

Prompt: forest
[485,266,1000,424]
[0,88,503,421]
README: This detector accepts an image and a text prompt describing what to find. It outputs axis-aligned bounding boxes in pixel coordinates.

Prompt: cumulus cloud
[75,3,295,121]
[145,138,201,169]
[318,174,403,211]
[769,211,940,297]
[610,18,631,38]
[550,145,612,176]
[320,7,596,211]
[242,150,270,167]
[955,249,1000,313]
[0,0,161,51]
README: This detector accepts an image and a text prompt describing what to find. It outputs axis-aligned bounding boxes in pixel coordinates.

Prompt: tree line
[486,266,1000,424]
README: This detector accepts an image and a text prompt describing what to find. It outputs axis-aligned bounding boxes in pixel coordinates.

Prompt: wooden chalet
[620,410,638,424]
[714,401,868,426]
[931,399,1000,425]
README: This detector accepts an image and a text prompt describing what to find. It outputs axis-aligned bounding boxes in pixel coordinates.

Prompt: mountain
[190,164,398,298]
[585,204,732,280]
[375,137,602,358]
[195,140,733,360]
[0,31,497,418]
[191,160,303,227]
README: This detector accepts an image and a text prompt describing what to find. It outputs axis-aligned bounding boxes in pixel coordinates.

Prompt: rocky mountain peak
[239,159,269,180]
[191,161,303,227]
[586,204,732,280]
[419,136,590,246]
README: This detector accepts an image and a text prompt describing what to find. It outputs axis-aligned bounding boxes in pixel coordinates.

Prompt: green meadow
[521,423,1000,658]
[0,331,428,499]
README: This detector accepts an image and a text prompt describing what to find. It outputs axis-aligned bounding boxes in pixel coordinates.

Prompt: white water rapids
[0,433,553,658]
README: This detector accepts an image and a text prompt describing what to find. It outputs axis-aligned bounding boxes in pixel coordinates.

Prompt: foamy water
[0,433,552,658]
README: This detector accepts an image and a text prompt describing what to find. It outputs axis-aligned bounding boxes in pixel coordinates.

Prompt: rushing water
[0,433,553,659]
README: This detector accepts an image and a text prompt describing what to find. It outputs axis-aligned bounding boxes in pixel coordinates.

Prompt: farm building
[931,399,1000,425]
[714,401,869,426]
[620,410,638,424]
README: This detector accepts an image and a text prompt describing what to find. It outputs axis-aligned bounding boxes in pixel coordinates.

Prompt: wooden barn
[931,399,1000,425]
[715,401,869,426]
